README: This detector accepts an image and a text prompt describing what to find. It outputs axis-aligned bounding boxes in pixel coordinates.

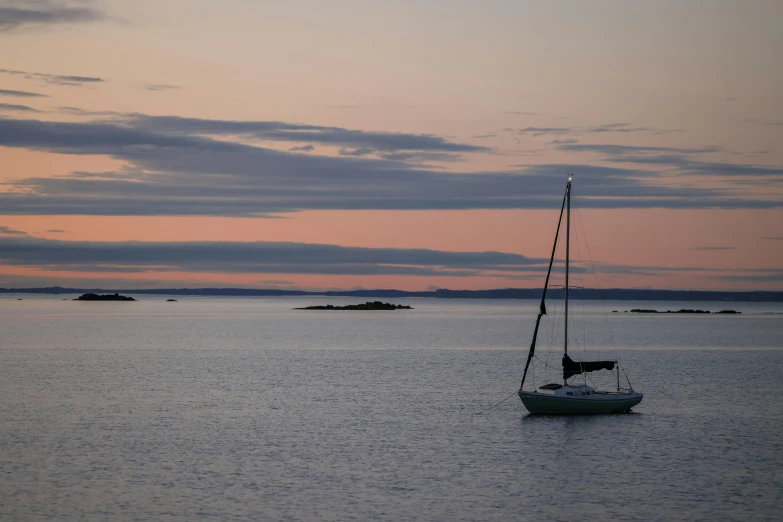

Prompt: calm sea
[1,296,781,521]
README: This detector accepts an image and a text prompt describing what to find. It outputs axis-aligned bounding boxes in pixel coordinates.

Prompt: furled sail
[562,354,615,380]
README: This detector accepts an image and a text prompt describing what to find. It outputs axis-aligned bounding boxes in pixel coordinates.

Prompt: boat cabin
[537,384,597,397]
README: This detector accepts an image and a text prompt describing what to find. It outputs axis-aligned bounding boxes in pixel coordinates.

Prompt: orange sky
[0,1,781,291]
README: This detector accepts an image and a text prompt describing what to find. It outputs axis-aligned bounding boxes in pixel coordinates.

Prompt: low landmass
[75,293,136,301]
[2,286,781,302]
[296,301,413,311]
[613,309,740,314]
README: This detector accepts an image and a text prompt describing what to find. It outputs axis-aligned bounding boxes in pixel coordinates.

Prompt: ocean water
[1,296,781,521]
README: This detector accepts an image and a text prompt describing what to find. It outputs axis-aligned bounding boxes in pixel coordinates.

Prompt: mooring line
[474,391,518,415]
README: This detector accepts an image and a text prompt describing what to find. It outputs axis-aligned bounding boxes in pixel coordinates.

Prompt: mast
[564,176,571,359]
[519,177,569,390]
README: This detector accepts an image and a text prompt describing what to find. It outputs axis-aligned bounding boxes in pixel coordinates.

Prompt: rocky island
[296,301,413,311]
[75,293,136,301]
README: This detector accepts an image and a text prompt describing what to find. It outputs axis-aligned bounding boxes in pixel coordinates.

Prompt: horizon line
[1,286,781,297]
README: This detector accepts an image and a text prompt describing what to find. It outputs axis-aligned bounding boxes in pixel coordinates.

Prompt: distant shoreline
[1,287,782,302]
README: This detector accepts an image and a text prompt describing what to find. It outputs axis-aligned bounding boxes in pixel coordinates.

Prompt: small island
[295,301,413,311]
[612,308,740,314]
[74,293,136,301]
[167,299,177,302]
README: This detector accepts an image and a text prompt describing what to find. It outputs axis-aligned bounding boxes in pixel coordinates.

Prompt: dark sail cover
[562,354,615,380]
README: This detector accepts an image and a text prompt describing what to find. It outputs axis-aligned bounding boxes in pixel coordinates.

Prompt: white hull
[519,387,643,414]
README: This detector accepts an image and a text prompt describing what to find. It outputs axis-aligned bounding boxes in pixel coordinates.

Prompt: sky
[0,0,781,291]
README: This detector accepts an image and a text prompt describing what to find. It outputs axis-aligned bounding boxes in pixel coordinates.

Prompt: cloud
[0,236,548,276]
[585,123,683,135]
[691,246,736,251]
[515,127,572,137]
[377,151,464,163]
[119,114,490,154]
[553,141,783,178]
[0,225,27,235]
[0,117,223,152]
[339,147,375,157]
[0,272,259,290]
[0,68,104,86]
[743,118,783,127]
[611,156,783,177]
[0,102,37,111]
[144,84,181,91]
[48,74,102,84]
[46,229,65,233]
[0,116,780,217]
[325,105,361,109]
[0,236,771,287]
[512,123,682,137]
[503,111,539,116]
[762,236,783,240]
[0,1,104,31]
[710,273,783,283]
[591,263,716,276]
[289,144,314,152]
[0,88,47,97]
[553,142,720,156]
[57,106,122,116]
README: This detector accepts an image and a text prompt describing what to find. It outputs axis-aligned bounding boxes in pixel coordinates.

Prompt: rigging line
[543,238,561,374]
[544,293,559,379]
[531,352,536,389]
[547,221,564,361]
[545,297,557,357]
[573,202,619,353]
[576,239,587,356]
[618,362,633,389]
[533,354,559,371]
[474,391,519,415]
[574,203,638,387]
[586,370,601,390]
[573,218,588,357]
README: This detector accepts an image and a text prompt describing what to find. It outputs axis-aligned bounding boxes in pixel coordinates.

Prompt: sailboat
[518,176,643,414]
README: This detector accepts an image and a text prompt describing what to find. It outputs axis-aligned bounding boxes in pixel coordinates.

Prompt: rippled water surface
[1,296,782,521]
